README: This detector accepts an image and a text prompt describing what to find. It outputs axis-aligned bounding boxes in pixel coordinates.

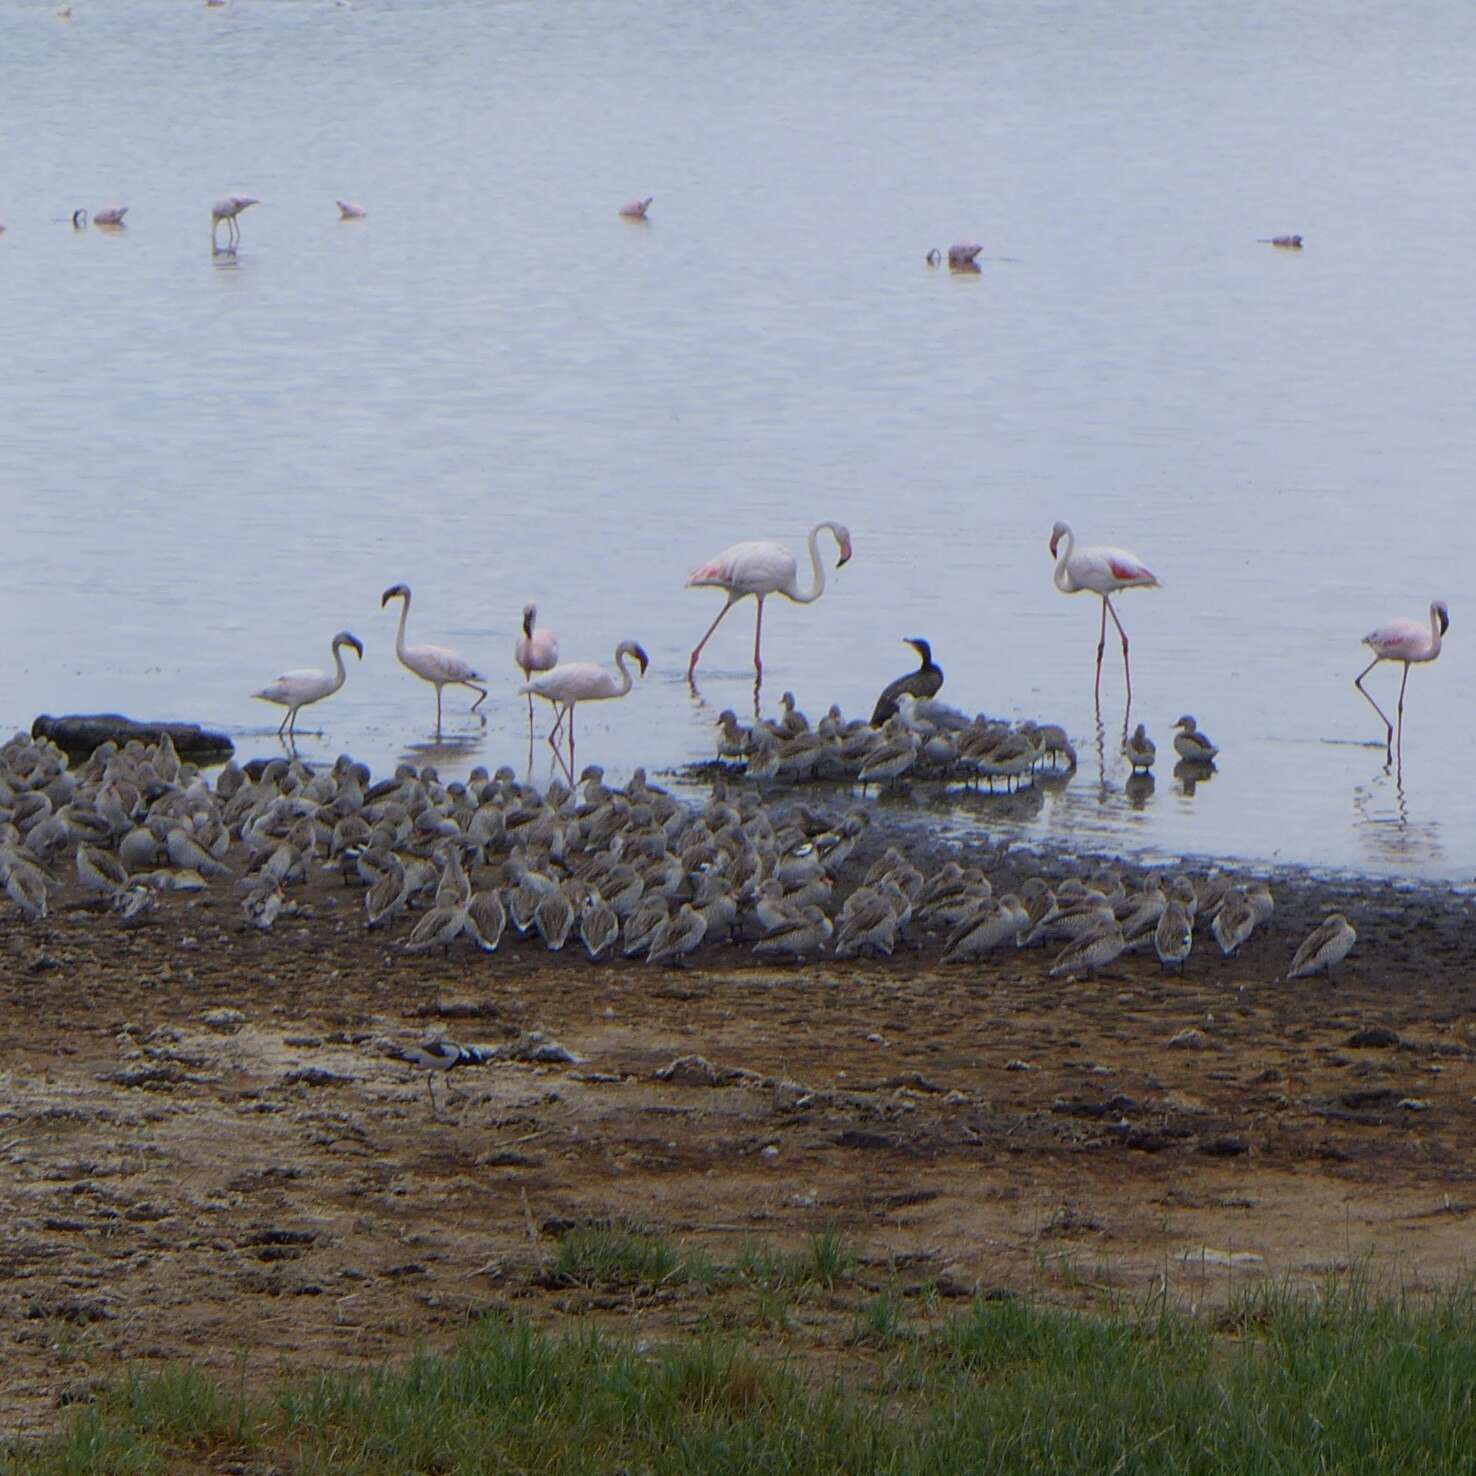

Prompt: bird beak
[348,636,364,659]
[380,587,395,607]
[635,646,650,675]
[837,544,852,568]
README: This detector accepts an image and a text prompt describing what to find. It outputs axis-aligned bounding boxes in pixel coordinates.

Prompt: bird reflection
[1125,771,1155,809]
[1174,758,1215,795]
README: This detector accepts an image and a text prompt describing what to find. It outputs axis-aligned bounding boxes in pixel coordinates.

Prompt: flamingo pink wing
[1364,619,1429,659]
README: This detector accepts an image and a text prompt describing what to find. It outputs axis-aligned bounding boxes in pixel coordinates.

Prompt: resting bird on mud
[871,638,943,726]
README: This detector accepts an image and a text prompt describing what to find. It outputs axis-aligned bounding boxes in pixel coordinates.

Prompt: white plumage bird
[211,195,258,249]
[380,583,487,733]
[253,630,363,739]
[686,520,852,681]
[521,640,649,776]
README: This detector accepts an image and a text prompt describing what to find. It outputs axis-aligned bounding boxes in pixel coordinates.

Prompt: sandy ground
[3,848,1476,1437]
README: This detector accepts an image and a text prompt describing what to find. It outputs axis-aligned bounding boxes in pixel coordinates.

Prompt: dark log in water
[31,713,235,762]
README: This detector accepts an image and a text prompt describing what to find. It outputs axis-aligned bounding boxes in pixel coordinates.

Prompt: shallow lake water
[3,0,1474,878]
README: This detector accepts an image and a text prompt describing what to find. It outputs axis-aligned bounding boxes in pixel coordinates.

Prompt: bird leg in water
[1104,594,1133,705]
[688,599,736,680]
[1353,656,1396,748]
[753,595,766,680]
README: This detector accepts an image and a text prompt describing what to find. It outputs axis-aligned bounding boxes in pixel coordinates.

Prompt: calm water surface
[4,0,1474,878]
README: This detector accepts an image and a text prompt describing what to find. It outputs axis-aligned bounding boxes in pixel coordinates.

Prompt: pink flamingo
[1354,599,1449,750]
[514,603,559,724]
[1048,521,1160,703]
[686,520,852,682]
[521,640,648,778]
[619,197,653,220]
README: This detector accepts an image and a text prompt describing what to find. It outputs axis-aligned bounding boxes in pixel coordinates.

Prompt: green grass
[9,1277,1476,1475]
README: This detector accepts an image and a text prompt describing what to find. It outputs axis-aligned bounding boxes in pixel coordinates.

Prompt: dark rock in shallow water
[31,713,234,762]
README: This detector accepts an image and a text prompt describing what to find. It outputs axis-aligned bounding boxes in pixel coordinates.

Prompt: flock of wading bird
[0,726,1358,984]
[252,520,1447,791]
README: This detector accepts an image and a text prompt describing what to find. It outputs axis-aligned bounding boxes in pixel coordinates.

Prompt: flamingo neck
[791,522,830,604]
[1051,528,1076,593]
[393,596,410,661]
[329,641,349,695]
[611,649,636,697]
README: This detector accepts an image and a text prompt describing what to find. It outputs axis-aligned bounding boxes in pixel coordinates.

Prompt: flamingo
[1354,599,1449,750]
[514,603,559,724]
[337,200,367,220]
[1048,521,1160,703]
[211,195,258,249]
[92,206,128,227]
[619,197,652,220]
[253,630,363,739]
[521,640,649,778]
[380,583,487,732]
[686,520,852,682]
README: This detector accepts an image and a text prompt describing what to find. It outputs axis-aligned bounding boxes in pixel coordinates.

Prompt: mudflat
[3,859,1474,1436]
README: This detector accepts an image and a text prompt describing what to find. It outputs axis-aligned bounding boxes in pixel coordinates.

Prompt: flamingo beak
[837,542,852,567]
[348,636,364,660]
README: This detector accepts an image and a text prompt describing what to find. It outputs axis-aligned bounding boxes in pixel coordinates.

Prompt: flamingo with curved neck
[521,639,649,779]
[686,519,853,682]
[380,583,486,734]
[1048,520,1159,704]
[1354,598,1449,755]
[253,630,363,740]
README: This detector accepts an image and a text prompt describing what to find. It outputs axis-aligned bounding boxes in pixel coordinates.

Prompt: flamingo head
[630,642,650,676]
[834,525,853,566]
[334,631,365,660]
[926,248,941,266]
[72,208,87,229]
[1049,521,1070,556]
[1434,600,1450,635]
[380,583,410,607]
[905,637,933,664]
[522,602,537,636]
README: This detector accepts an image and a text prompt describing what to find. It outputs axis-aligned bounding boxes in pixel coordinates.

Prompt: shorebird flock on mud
[0,729,1358,985]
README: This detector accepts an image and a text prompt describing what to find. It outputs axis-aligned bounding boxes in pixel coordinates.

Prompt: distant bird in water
[337,200,366,220]
[1124,723,1156,773]
[871,638,943,726]
[211,195,258,250]
[686,520,852,683]
[92,206,128,227]
[253,630,363,740]
[1354,599,1449,753]
[1285,912,1356,981]
[926,243,982,270]
[619,197,653,220]
[1259,234,1303,248]
[380,583,487,733]
[1172,715,1218,763]
[1048,520,1159,705]
[514,603,559,725]
[521,640,649,777]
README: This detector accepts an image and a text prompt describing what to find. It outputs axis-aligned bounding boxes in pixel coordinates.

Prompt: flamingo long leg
[1103,595,1133,704]
[1094,597,1108,700]
[434,684,444,734]
[1353,657,1395,740]
[753,596,766,679]
[688,598,737,678]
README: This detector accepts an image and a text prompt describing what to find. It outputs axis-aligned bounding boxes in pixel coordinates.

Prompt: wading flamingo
[211,195,258,249]
[619,197,652,219]
[337,200,366,220]
[1048,521,1159,704]
[687,520,852,682]
[1354,599,1449,751]
[514,603,559,724]
[253,630,363,739]
[380,583,487,732]
[521,640,649,778]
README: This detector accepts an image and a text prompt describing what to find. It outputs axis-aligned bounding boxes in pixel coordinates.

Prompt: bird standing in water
[1048,521,1159,704]
[211,195,258,249]
[514,603,559,726]
[380,583,487,734]
[870,638,943,726]
[253,630,363,740]
[686,520,852,683]
[1354,599,1449,754]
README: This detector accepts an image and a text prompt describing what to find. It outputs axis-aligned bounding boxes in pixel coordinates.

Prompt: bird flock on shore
[0,727,1359,986]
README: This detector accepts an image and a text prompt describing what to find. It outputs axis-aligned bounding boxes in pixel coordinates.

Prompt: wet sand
[4,812,1476,1437]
